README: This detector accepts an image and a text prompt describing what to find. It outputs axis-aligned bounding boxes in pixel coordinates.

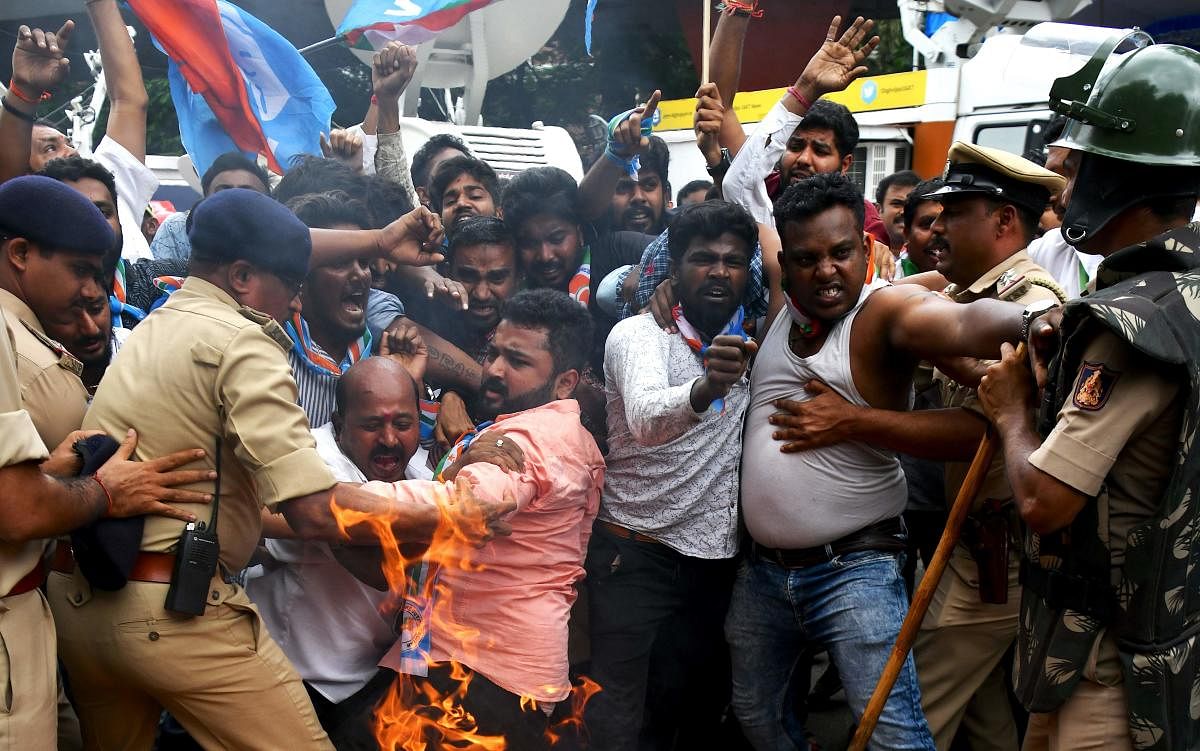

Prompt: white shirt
[601,313,747,559]
[1026,227,1103,300]
[723,100,801,226]
[245,423,428,703]
[93,136,159,261]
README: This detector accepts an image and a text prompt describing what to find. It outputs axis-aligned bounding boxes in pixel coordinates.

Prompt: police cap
[0,175,115,255]
[187,188,311,281]
[924,142,1067,215]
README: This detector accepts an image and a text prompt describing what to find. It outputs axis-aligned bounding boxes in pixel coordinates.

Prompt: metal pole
[701,0,711,83]
[299,34,348,57]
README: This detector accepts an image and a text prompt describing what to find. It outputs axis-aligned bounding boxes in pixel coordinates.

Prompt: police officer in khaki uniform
[911,143,1067,751]
[0,176,213,749]
[979,40,1200,751]
[49,189,514,750]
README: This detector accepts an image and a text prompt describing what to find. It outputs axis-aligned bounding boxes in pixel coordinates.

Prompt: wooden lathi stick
[848,428,999,751]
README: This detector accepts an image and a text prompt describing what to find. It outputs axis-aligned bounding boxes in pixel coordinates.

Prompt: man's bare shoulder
[856,283,934,325]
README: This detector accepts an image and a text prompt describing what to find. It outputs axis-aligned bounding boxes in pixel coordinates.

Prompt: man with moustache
[369,288,604,748]
[427,156,501,230]
[768,144,1066,750]
[898,178,946,277]
[427,216,519,363]
[585,200,757,750]
[35,155,187,393]
[727,172,1039,749]
[248,357,427,747]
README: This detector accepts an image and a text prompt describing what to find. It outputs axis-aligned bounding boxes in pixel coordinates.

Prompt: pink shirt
[370,399,604,702]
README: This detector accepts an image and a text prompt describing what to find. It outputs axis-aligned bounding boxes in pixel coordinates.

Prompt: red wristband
[92,475,114,517]
[6,79,49,103]
[787,86,814,111]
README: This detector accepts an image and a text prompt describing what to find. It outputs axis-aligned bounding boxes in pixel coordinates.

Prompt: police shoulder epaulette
[1024,275,1068,303]
[20,320,83,376]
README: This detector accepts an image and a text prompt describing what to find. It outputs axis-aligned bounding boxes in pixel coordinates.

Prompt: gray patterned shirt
[600,313,747,559]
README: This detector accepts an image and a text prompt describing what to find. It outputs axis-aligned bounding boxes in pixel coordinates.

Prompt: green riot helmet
[1049,42,1200,247]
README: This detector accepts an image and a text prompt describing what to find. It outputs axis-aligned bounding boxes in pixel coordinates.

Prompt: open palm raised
[797,15,880,100]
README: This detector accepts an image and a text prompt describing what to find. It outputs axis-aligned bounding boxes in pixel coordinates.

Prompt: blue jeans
[726,550,935,751]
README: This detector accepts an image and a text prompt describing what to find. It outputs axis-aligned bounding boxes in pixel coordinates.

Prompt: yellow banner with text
[651,70,928,132]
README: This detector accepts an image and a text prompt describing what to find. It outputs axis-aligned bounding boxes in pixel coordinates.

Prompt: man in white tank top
[728,172,1038,751]
[764,144,1069,751]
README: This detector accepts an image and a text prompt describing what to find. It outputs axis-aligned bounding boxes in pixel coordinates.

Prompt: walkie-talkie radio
[165,437,222,616]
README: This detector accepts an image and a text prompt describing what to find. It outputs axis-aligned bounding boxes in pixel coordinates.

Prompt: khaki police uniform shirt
[1028,327,1182,685]
[83,276,337,572]
[0,306,51,594]
[926,250,1065,628]
[0,288,88,450]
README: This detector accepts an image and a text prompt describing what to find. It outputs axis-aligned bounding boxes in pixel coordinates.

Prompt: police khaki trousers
[0,589,57,749]
[48,572,333,751]
[913,543,1020,751]
[1022,678,1132,751]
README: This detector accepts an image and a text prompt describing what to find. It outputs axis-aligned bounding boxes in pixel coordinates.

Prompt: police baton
[849,427,999,750]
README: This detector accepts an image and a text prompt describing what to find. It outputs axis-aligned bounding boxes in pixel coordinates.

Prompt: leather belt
[597,520,662,546]
[753,517,907,569]
[4,559,47,598]
[50,545,176,585]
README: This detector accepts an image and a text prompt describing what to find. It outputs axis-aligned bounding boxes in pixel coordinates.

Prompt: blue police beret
[0,175,115,255]
[188,188,311,281]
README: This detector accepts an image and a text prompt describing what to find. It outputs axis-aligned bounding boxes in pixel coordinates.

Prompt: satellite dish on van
[323,0,569,124]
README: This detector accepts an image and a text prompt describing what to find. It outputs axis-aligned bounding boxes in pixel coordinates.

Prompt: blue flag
[159,1,335,176]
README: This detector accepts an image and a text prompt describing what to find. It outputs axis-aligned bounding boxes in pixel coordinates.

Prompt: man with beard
[577,103,673,237]
[426,217,521,459]
[585,200,756,750]
[768,144,1067,750]
[366,288,604,749]
[608,136,672,235]
[427,156,501,231]
[898,178,946,277]
[247,357,427,748]
[728,172,1036,749]
[426,216,519,363]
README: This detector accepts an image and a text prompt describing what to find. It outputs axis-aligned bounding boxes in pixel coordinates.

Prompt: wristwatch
[1020,299,1059,342]
[706,147,731,177]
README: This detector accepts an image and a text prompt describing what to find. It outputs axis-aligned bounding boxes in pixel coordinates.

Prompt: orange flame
[546,675,603,747]
[330,480,603,750]
[330,480,522,749]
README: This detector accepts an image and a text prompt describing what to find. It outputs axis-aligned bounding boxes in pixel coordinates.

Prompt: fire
[330,479,601,749]
[546,676,603,747]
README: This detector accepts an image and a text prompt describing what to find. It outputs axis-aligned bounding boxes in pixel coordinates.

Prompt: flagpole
[701,0,711,83]
[299,33,348,56]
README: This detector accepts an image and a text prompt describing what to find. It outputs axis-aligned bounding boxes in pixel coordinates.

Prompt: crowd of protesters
[1,2,1199,751]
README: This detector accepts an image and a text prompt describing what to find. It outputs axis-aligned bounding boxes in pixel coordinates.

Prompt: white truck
[653,6,1150,203]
